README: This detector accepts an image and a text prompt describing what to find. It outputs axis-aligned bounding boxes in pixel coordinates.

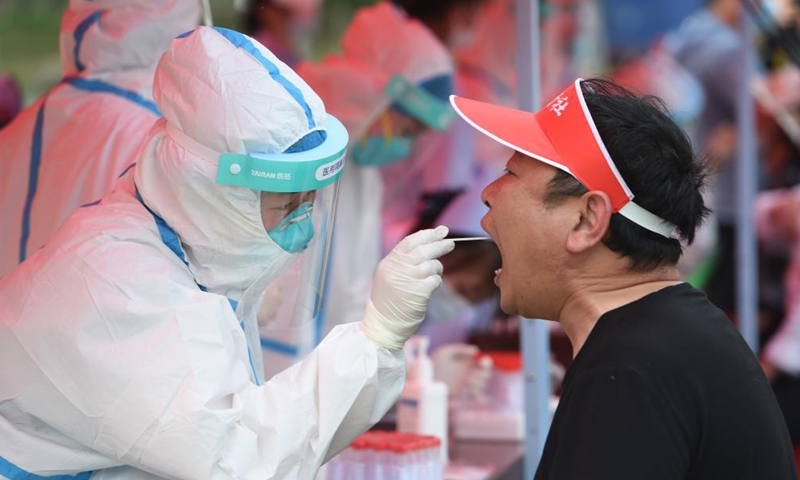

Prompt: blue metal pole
[736,14,759,354]
[516,0,553,478]
[521,319,553,479]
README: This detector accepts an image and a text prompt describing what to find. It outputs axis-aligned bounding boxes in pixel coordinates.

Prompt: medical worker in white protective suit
[0,26,455,480]
[0,0,202,278]
[280,3,455,366]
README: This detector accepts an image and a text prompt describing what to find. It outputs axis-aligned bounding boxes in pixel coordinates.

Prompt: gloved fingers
[419,274,444,294]
[406,239,455,265]
[409,259,444,278]
[395,226,449,254]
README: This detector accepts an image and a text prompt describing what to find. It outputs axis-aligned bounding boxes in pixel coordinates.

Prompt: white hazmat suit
[0,0,201,277]
[0,26,454,480]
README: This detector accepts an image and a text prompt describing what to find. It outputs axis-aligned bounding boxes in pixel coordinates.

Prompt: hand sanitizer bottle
[397,336,449,463]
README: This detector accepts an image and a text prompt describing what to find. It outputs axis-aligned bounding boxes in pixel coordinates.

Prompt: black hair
[390,0,485,25]
[544,78,710,272]
[243,0,267,35]
[242,0,284,35]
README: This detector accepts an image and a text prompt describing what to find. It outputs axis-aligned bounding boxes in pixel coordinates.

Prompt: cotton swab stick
[450,237,491,242]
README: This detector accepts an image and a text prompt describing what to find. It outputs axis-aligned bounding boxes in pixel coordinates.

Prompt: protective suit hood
[59,0,202,83]
[341,2,452,86]
[298,2,455,139]
[135,26,330,303]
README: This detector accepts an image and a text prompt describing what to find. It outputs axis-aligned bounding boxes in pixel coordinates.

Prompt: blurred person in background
[390,0,486,50]
[0,74,22,129]
[0,0,202,278]
[750,63,800,346]
[255,2,456,377]
[380,0,485,251]
[540,0,587,99]
[757,187,800,444]
[241,0,321,67]
[664,0,760,313]
[455,0,517,116]
[0,25,455,479]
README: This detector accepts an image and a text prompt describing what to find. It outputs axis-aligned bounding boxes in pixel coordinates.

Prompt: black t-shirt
[535,283,797,480]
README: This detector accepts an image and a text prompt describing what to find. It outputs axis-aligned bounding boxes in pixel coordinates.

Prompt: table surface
[449,439,525,480]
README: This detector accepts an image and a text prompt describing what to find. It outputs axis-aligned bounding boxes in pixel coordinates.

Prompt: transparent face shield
[257,183,339,332]
[216,114,348,330]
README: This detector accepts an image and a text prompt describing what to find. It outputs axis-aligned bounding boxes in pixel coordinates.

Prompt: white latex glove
[361,226,456,351]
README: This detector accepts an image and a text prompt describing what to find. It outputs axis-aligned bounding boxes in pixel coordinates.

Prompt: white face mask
[426,280,473,323]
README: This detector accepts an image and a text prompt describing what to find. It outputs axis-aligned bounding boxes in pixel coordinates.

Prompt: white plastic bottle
[397,336,449,463]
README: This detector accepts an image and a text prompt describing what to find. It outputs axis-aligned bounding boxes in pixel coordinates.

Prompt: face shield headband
[385,74,456,132]
[163,114,348,193]
[216,114,348,192]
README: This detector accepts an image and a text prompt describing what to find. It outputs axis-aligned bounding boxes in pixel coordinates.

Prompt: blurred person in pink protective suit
[0,0,202,278]
[260,3,456,376]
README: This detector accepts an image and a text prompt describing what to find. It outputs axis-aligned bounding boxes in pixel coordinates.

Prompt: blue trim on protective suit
[284,131,326,153]
[259,337,300,356]
[211,27,316,130]
[240,321,262,384]
[135,188,188,264]
[0,454,93,480]
[64,78,161,116]
[18,101,47,263]
[117,162,137,179]
[73,10,103,73]
[81,163,136,208]
[134,187,260,384]
[80,199,101,208]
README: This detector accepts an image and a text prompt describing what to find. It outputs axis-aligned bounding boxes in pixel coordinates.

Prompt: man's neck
[557,267,682,358]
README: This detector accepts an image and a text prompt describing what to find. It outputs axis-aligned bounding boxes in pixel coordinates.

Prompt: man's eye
[503,168,514,176]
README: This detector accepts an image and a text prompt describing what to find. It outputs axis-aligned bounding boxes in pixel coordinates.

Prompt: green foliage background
[0,0,377,103]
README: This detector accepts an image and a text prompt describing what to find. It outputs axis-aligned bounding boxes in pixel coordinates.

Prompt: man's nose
[481,181,495,208]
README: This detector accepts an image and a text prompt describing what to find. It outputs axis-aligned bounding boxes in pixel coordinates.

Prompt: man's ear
[565,191,613,254]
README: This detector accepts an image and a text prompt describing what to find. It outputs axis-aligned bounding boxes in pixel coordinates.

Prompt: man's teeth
[495,269,502,276]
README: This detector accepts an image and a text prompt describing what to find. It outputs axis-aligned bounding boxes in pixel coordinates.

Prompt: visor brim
[449,95,572,176]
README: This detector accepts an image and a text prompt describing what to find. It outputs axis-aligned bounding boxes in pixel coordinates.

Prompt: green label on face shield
[385,75,456,131]
[217,151,345,193]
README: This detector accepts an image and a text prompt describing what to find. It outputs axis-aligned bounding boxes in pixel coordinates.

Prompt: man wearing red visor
[451,78,797,479]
